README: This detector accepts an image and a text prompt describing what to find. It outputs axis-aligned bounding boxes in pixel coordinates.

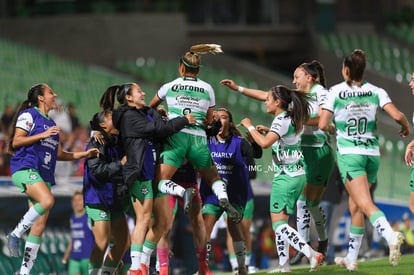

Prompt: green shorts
[129,179,153,201]
[202,202,244,218]
[12,169,51,193]
[302,144,335,185]
[270,173,305,215]
[68,258,89,275]
[243,198,254,220]
[336,153,379,184]
[161,132,213,169]
[410,166,414,192]
[85,205,111,222]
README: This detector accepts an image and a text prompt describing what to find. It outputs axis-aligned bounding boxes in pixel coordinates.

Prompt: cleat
[183,187,196,214]
[289,251,305,265]
[334,256,357,271]
[219,198,242,224]
[309,252,324,272]
[198,260,213,275]
[7,233,20,257]
[159,266,168,275]
[140,263,149,275]
[389,231,404,266]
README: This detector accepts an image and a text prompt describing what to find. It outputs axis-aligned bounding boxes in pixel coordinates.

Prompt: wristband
[238,86,245,93]
[248,126,255,132]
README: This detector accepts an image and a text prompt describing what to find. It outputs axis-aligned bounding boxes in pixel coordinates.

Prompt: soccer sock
[275,232,290,267]
[12,203,46,237]
[245,251,251,266]
[307,202,328,241]
[273,220,313,259]
[141,240,156,267]
[347,225,365,261]
[233,240,246,269]
[130,243,143,270]
[211,180,228,200]
[158,179,185,197]
[370,211,395,245]
[229,253,237,270]
[296,196,311,242]
[19,234,41,275]
[196,246,208,265]
[157,247,169,268]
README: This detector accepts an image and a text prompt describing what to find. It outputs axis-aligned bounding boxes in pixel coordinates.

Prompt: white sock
[233,240,246,269]
[141,245,155,267]
[296,198,310,242]
[372,216,394,245]
[12,206,43,237]
[229,254,238,270]
[275,223,313,258]
[275,232,289,267]
[158,179,185,197]
[308,205,328,241]
[130,250,141,270]
[245,252,251,266]
[347,232,364,261]
[19,241,40,275]
[212,180,228,200]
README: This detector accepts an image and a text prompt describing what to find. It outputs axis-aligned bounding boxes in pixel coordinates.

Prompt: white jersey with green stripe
[157,76,215,137]
[301,83,329,147]
[324,81,392,156]
[270,111,305,177]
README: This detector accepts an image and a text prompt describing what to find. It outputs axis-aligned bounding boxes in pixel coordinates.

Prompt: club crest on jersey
[99,211,108,219]
[141,187,149,196]
[29,173,38,180]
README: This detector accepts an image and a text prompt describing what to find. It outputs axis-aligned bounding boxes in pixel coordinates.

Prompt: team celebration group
[5,43,414,275]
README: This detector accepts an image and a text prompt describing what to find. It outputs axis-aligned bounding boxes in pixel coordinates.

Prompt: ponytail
[270,85,310,134]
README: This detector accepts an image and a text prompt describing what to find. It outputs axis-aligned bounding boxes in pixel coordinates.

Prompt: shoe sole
[389,232,404,266]
[219,199,242,224]
[183,188,196,214]
[7,234,20,257]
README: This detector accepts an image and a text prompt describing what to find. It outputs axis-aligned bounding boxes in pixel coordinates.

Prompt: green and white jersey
[270,111,305,177]
[324,81,392,156]
[157,76,215,137]
[301,83,329,147]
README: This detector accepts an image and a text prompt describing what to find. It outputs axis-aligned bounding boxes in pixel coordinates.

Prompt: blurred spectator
[252,220,276,269]
[0,104,16,176]
[49,99,73,178]
[62,191,94,275]
[400,212,414,254]
[1,104,16,138]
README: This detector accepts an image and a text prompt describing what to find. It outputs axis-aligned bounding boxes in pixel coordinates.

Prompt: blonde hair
[181,44,223,69]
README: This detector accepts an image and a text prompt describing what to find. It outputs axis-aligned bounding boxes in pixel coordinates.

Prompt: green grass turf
[214,255,414,274]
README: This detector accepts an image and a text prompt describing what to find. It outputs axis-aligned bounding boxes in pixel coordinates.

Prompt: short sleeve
[15,112,34,132]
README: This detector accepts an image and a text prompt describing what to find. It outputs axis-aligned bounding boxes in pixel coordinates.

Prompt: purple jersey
[11,107,59,185]
[201,135,249,206]
[69,212,95,260]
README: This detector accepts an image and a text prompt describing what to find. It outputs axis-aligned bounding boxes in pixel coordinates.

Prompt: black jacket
[112,105,189,186]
